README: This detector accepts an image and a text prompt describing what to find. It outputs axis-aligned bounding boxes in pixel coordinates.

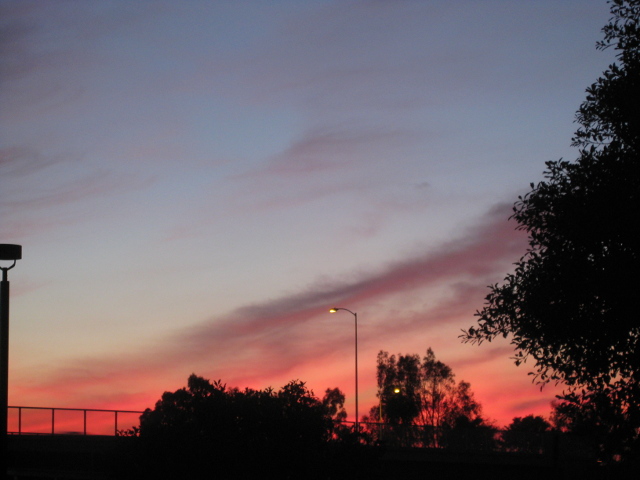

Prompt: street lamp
[1,244,21,477]
[379,385,402,423]
[329,307,358,432]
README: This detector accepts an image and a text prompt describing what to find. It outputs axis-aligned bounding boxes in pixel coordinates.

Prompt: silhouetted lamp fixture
[329,307,359,432]
[1,244,21,477]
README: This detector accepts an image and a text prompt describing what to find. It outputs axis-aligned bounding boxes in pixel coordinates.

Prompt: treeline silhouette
[112,350,628,479]
[120,374,376,479]
[359,348,613,461]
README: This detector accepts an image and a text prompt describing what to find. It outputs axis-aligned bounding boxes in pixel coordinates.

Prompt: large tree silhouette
[463,0,639,461]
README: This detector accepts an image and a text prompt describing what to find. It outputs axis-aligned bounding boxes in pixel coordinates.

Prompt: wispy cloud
[0,144,156,240]
[0,147,70,178]
[252,127,420,178]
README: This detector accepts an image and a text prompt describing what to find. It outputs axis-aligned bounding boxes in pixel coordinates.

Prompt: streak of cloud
[15,204,527,416]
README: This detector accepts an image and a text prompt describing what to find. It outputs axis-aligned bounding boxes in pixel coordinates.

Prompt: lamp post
[329,307,358,433]
[379,386,401,442]
[379,387,401,421]
[1,244,21,477]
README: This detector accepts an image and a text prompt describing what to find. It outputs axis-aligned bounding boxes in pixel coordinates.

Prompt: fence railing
[6,407,598,460]
[8,406,144,436]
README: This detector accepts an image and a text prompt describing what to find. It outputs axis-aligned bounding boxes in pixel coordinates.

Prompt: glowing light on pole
[329,307,358,432]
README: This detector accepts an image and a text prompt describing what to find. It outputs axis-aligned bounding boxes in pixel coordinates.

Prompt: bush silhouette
[135,374,336,478]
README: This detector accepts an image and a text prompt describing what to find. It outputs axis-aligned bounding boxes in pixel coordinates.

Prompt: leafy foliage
[462,0,640,459]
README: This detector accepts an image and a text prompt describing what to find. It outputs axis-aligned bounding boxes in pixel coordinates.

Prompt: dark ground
[7,435,638,480]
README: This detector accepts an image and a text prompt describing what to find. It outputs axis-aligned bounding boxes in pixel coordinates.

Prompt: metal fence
[8,406,144,436]
[6,407,599,460]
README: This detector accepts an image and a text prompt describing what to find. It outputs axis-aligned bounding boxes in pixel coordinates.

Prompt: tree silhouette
[551,392,639,462]
[502,415,551,454]
[322,387,348,423]
[376,351,422,426]
[420,348,455,433]
[462,0,639,461]
[374,348,493,448]
[136,374,337,478]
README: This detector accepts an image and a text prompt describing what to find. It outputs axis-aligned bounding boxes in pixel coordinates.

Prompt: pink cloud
[252,127,421,178]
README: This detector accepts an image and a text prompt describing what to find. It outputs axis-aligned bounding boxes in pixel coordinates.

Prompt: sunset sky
[1,0,615,428]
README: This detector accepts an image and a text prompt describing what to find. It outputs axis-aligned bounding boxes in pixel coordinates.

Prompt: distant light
[393,387,401,394]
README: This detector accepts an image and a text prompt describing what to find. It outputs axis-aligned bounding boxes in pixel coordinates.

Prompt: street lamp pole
[1,244,22,478]
[329,307,358,433]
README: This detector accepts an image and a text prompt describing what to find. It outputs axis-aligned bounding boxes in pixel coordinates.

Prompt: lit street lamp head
[329,307,356,316]
[0,244,21,261]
